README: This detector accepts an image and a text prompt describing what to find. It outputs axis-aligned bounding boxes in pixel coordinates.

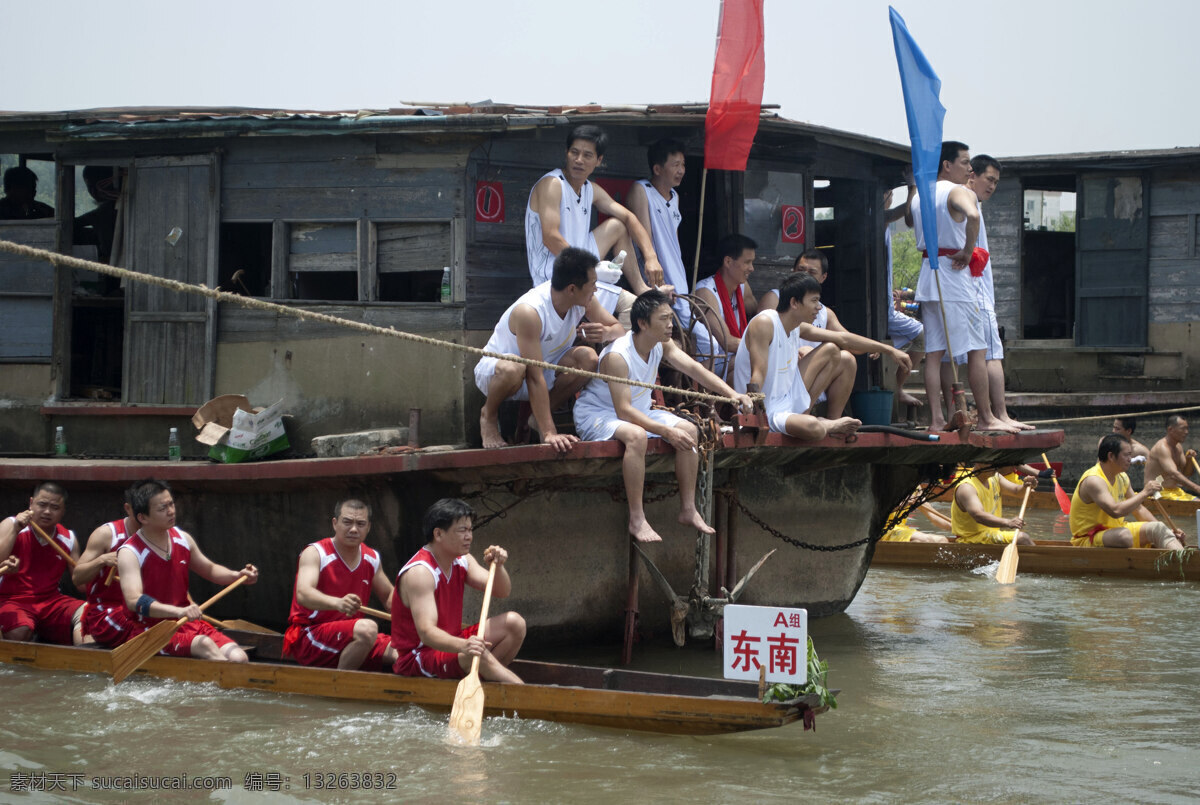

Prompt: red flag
[704,0,766,171]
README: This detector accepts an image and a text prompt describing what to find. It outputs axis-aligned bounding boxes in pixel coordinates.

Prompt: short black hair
[131,479,171,518]
[126,478,157,508]
[1167,414,1187,429]
[970,154,1002,176]
[1098,433,1129,463]
[550,246,598,291]
[1114,416,1136,435]
[31,481,67,502]
[567,125,608,158]
[794,249,828,276]
[4,166,37,192]
[631,289,671,334]
[718,233,757,264]
[940,141,969,169]
[334,498,372,520]
[646,138,686,174]
[422,498,475,541]
[777,273,821,312]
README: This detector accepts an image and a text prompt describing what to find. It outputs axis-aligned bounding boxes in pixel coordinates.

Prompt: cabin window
[377,221,452,303]
[0,155,57,362]
[741,168,808,262]
[1021,178,1077,339]
[219,222,272,297]
[289,222,358,301]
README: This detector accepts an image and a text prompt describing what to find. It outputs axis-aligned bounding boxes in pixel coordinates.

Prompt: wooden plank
[451,217,466,303]
[222,185,460,221]
[215,303,465,343]
[0,297,53,361]
[288,252,357,272]
[290,222,357,254]
[270,219,287,298]
[376,221,452,273]
[357,217,372,302]
[1149,214,1190,259]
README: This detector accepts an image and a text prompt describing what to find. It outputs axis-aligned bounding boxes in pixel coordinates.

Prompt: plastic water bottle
[612,250,627,272]
[440,267,451,303]
[54,426,67,457]
[168,427,181,461]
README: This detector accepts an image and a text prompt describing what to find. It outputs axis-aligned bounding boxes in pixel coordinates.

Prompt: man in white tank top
[966,155,1032,431]
[476,248,624,451]
[910,141,1012,433]
[526,124,665,293]
[573,290,752,543]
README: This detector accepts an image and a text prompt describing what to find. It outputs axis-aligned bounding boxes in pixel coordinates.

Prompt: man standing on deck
[910,141,1013,433]
[966,155,1031,431]
[1144,415,1200,500]
[694,234,761,379]
[1069,435,1186,549]
[950,465,1037,545]
[391,498,525,684]
[574,290,753,543]
[113,480,259,660]
[0,482,85,644]
[283,498,398,670]
[526,125,664,293]
[476,247,624,451]
[732,274,879,439]
[74,481,142,646]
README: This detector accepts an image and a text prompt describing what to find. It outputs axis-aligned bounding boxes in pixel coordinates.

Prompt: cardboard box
[192,395,289,464]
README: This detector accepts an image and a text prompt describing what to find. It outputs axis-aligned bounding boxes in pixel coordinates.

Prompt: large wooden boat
[0,632,826,736]
[924,486,1200,519]
[871,538,1200,581]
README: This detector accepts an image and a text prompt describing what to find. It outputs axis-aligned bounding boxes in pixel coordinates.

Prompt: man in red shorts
[74,481,142,646]
[0,482,85,644]
[284,498,397,671]
[391,498,525,683]
[113,480,258,660]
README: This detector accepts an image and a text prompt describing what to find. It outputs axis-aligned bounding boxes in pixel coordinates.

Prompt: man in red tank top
[0,482,85,644]
[284,498,397,670]
[74,481,144,646]
[115,480,259,660]
[391,498,525,682]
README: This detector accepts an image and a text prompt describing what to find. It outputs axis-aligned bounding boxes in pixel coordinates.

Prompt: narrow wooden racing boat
[0,632,828,736]
[871,538,1200,581]
[924,486,1200,518]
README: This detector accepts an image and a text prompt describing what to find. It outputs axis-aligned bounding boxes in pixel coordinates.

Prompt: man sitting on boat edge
[573,289,753,543]
[113,480,259,660]
[1144,415,1200,501]
[283,498,397,671]
[0,482,85,645]
[951,465,1036,545]
[1069,435,1186,549]
[391,498,525,684]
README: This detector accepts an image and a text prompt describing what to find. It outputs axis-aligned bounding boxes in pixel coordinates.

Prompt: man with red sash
[284,498,397,670]
[695,234,760,379]
[0,482,84,644]
[391,498,525,683]
[74,481,142,646]
[113,480,258,660]
[1069,434,1186,549]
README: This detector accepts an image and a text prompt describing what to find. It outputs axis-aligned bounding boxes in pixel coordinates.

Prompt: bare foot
[678,508,715,535]
[976,416,1019,434]
[824,416,862,436]
[1003,417,1035,431]
[899,391,923,407]
[480,413,508,449]
[630,518,662,543]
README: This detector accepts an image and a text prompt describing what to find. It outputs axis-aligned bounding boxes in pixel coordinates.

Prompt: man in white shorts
[574,290,752,543]
[911,141,1011,432]
[476,247,624,451]
[735,274,909,439]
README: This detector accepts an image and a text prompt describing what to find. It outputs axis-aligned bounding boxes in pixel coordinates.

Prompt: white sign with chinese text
[722,604,807,684]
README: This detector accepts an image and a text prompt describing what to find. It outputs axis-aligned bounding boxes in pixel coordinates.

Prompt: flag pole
[690,167,709,294]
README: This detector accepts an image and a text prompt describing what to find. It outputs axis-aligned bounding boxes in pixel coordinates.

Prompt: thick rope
[1023,404,1200,427]
[0,238,753,407]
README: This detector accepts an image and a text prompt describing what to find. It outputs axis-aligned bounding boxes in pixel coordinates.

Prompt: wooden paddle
[29,521,77,568]
[1192,455,1200,481]
[0,558,18,576]
[448,561,497,745]
[918,503,951,531]
[995,485,1032,585]
[1041,453,1071,515]
[358,605,391,621]
[111,576,248,683]
[1150,476,1184,544]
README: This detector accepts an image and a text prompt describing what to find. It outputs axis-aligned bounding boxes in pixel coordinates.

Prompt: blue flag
[889,7,944,268]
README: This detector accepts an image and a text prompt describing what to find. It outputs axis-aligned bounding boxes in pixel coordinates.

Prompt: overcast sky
[9,0,1196,157]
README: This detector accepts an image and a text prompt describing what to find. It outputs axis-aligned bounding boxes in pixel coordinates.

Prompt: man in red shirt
[74,482,141,646]
[391,498,525,683]
[284,498,398,670]
[0,482,84,644]
[114,480,258,660]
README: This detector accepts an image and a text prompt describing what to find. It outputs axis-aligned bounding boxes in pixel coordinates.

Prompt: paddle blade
[995,540,1019,584]
[1053,479,1071,515]
[448,671,485,745]
[110,620,180,683]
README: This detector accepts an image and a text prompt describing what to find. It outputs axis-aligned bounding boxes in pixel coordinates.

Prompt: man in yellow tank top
[951,464,1037,544]
[1069,434,1187,549]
